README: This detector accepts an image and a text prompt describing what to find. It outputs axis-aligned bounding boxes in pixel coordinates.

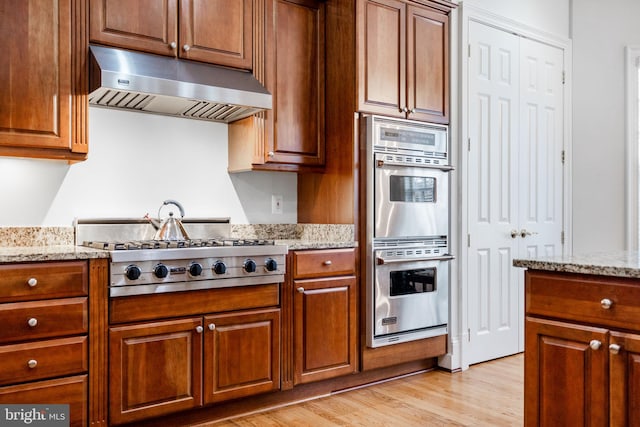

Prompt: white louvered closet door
[467,21,564,365]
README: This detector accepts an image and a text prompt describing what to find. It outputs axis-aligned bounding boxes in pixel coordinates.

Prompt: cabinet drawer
[0,375,87,427]
[0,297,87,344]
[293,248,356,279]
[0,261,88,303]
[526,271,640,330]
[0,336,88,386]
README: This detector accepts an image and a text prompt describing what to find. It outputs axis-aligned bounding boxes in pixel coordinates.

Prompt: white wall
[0,107,297,226]
[571,0,640,253]
[458,0,570,38]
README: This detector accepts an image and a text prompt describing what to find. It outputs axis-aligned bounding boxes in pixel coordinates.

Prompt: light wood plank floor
[204,354,523,426]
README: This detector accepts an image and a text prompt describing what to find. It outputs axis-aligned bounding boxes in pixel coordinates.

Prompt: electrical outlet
[271,195,283,214]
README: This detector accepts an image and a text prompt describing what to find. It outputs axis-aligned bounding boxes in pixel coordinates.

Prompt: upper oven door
[374,154,450,239]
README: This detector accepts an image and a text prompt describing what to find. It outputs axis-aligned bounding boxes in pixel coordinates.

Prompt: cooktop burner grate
[82,238,275,251]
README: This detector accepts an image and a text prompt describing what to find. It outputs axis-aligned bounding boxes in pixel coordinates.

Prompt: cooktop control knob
[125,265,142,281]
[244,259,257,273]
[265,258,278,272]
[189,262,203,277]
[213,261,226,275]
[154,263,169,279]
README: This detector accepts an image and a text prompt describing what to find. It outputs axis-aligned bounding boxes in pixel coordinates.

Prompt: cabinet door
[407,5,448,124]
[294,276,357,384]
[203,309,280,404]
[525,317,608,427]
[0,0,87,159]
[180,0,252,69]
[90,0,178,56]
[109,318,202,425]
[357,0,406,118]
[610,331,640,427]
[266,0,325,167]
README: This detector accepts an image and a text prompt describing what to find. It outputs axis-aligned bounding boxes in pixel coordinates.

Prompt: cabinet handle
[510,230,518,239]
[27,359,37,369]
[323,260,332,266]
[297,287,305,293]
[27,278,38,287]
[268,151,275,158]
[169,41,177,49]
[195,325,203,333]
[402,107,409,113]
[609,343,622,355]
[410,108,416,114]
[589,340,601,350]
[520,229,538,238]
[27,318,38,328]
[208,323,215,331]
[183,44,191,52]
[600,298,613,309]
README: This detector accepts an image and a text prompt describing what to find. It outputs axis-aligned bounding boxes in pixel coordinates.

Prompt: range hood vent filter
[88,45,272,124]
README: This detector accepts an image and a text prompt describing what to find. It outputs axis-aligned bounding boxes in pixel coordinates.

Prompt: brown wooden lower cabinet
[109,310,280,425]
[525,270,640,427]
[204,309,280,404]
[0,375,87,427]
[293,276,357,385]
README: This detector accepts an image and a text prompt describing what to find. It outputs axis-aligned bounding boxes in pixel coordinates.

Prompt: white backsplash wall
[0,107,297,226]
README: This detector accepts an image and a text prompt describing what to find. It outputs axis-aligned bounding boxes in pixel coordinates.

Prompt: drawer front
[293,248,356,279]
[526,271,640,330]
[0,336,87,386]
[0,261,88,303]
[0,375,87,427]
[0,297,87,345]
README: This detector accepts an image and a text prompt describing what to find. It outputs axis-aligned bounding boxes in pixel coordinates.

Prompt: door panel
[467,21,520,364]
[525,317,608,427]
[357,0,405,117]
[467,21,565,365]
[610,331,640,427]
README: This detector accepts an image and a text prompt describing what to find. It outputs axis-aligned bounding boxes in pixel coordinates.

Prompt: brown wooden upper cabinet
[0,0,88,161]
[228,0,325,172]
[90,0,253,70]
[357,0,449,124]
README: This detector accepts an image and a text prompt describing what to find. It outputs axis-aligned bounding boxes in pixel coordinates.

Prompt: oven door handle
[376,159,454,172]
[376,255,454,265]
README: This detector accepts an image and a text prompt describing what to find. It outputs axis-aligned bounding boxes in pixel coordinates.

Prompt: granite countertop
[0,245,111,263]
[513,251,640,279]
[0,224,357,263]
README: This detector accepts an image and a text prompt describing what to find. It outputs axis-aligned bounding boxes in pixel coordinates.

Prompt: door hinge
[467,234,471,247]
[468,328,471,342]
[561,150,565,164]
[562,70,566,84]
[561,231,565,245]
[468,44,471,58]
[468,137,471,151]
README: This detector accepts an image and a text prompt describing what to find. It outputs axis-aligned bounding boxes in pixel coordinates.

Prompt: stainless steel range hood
[88,45,271,123]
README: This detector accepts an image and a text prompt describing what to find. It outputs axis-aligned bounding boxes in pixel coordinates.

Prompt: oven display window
[389,176,436,202]
[390,268,437,296]
[379,128,436,146]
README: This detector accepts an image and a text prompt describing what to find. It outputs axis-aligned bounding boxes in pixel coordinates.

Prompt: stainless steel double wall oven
[364,115,452,348]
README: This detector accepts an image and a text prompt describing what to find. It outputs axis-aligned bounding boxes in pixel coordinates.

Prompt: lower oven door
[374,153,450,239]
[368,254,450,347]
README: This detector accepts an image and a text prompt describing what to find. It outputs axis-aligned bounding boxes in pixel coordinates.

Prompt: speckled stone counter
[0,245,110,263]
[0,224,356,262]
[513,251,640,279]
